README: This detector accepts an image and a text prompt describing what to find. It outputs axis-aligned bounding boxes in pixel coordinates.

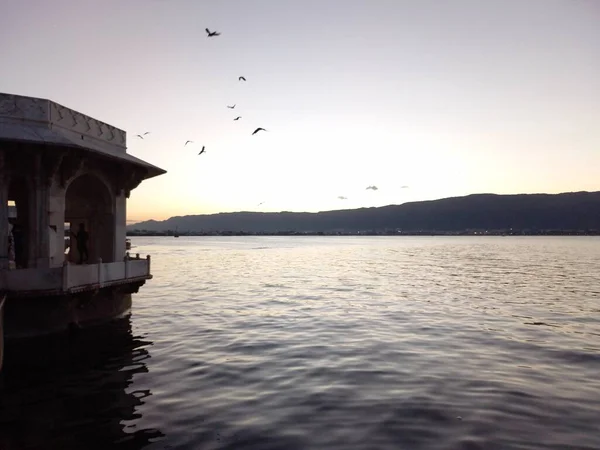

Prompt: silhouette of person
[72,223,89,264]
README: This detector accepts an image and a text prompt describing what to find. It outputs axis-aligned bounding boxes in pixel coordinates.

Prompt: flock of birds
[135,28,268,158]
[134,27,408,207]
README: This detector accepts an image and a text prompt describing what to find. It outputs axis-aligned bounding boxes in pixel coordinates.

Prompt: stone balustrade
[0,255,152,296]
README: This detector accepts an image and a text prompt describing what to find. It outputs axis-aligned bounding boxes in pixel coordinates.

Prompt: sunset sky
[1,0,598,223]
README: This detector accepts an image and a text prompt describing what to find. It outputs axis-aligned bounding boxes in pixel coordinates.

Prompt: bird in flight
[257,202,265,206]
[252,127,267,135]
[198,146,206,155]
[135,132,150,139]
[400,185,409,189]
[239,76,246,81]
[184,140,193,146]
[205,28,220,37]
[338,196,348,200]
[227,104,236,109]
[233,116,241,121]
[366,185,379,191]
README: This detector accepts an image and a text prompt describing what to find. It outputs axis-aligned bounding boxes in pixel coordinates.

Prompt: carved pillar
[31,152,50,269]
[114,166,144,260]
[49,190,66,268]
[44,152,67,268]
[114,189,127,261]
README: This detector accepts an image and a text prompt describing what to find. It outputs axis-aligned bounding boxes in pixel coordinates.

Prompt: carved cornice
[49,101,126,148]
[0,93,127,149]
[0,94,48,121]
[1,94,163,196]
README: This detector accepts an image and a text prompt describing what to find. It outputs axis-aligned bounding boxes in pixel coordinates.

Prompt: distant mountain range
[128,191,600,233]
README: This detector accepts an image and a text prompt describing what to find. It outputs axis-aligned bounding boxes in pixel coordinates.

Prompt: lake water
[1,236,600,449]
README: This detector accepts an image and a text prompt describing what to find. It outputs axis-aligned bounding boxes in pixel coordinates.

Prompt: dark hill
[128,191,600,233]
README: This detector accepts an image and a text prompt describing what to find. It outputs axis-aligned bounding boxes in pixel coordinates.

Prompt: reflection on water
[0,317,162,449]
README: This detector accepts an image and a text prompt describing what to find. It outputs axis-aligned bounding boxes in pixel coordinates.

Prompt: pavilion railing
[1,254,151,293]
[63,254,151,291]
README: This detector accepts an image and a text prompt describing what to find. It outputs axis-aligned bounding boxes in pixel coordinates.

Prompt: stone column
[48,180,66,268]
[38,189,51,268]
[30,154,50,269]
[114,189,127,262]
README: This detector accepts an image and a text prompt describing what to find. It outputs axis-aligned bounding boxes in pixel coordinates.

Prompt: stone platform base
[3,284,141,340]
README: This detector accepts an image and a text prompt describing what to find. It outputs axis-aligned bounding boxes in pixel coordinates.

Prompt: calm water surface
[1,236,600,449]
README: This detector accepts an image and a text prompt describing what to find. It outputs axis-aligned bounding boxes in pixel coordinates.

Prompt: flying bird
[205,28,220,37]
[257,202,265,206]
[135,132,150,139]
[366,185,379,191]
[252,127,267,135]
[338,196,348,200]
[239,76,246,81]
[184,140,193,146]
[233,116,241,121]
[227,104,236,109]
[400,185,409,189]
[198,146,206,155]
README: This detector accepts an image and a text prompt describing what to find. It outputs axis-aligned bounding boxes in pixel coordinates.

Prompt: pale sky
[1,0,598,222]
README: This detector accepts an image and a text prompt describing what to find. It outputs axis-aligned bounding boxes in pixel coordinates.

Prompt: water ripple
[1,236,599,449]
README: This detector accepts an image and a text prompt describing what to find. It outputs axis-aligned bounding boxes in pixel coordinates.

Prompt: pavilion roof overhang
[0,93,166,180]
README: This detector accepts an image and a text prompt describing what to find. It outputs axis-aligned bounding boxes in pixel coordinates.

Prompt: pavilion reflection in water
[0,317,164,449]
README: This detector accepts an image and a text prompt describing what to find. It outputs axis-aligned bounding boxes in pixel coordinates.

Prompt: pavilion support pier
[3,284,138,340]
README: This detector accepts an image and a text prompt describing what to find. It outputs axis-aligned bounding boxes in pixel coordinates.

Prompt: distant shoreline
[127,192,600,236]
[126,230,599,237]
